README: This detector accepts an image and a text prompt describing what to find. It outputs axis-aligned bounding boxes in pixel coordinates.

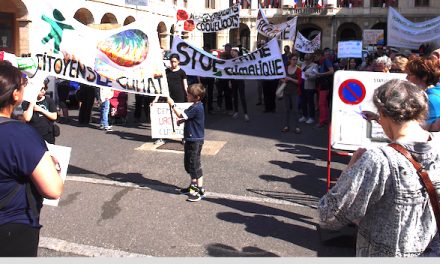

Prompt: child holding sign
[167,83,206,202]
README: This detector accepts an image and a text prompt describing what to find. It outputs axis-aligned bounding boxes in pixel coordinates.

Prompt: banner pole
[169,105,176,133]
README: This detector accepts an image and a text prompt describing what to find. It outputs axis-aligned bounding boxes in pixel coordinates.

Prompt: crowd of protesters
[31,41,440,139]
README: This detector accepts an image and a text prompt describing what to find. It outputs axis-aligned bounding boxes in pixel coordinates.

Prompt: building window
[0,13,14,54]
[184,0,187,8]
[371,0,398,7]
[415,0,429,6]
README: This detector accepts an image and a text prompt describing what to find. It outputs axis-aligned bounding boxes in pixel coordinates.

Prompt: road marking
[66,175,309,207]
[42,176,314,256]
[39,237,151,257]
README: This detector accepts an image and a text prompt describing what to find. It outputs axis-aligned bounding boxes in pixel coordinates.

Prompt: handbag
[388,143,440,231]
[276,82,286,99]
[53,123,60,137]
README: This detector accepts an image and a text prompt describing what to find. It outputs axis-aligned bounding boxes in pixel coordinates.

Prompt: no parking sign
[338,79,366,105]
[331,71,407,151]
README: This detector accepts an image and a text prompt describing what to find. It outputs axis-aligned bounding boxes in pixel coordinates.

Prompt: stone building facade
[0,0,439,56]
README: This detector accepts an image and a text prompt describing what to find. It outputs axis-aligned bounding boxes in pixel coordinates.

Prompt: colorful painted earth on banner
[97,29,149,67]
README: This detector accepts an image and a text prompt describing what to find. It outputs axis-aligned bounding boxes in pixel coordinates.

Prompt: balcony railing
[282,7,325,15]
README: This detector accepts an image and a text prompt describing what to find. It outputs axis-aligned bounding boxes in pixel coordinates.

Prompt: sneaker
[244,114,250,122]
[104,126,113,131]
[154,138,164,145]
[198,187,206,198]
[99,124,104,130]
[179,184,197,194]
[306,118,315,124]
[232,112,239,119]
[298,116,306,123]
[187,192,202,202]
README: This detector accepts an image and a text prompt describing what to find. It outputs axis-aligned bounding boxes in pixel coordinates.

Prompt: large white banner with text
[26,0,168,97]
[294,32,321,54]
[171,36,286,80]
[256,8,297,41]
[187,4,241,32]
[176,4,240,33]
[387,7,440,49]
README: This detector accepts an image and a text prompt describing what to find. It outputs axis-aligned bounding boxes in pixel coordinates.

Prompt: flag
[316,0,323,8]
[294,0,304,8]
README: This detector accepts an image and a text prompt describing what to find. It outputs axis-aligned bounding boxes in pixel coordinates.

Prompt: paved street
[38,82,355,257]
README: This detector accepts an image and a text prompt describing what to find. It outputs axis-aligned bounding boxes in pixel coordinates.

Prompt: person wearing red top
[281,53,302,133]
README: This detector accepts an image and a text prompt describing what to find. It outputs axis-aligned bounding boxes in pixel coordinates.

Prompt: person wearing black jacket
[22,78,58,144]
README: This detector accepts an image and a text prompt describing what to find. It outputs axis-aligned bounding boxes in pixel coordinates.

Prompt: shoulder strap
[388,143,440,231]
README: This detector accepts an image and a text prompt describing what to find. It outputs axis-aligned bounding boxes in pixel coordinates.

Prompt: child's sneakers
[180,185,205,202]
[178,184,196,194]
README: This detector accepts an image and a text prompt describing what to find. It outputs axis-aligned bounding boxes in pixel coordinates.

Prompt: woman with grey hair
[318,79,440,256]
[374,55,392,73]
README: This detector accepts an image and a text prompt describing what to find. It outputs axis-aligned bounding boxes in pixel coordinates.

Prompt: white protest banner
[125,0,149,6]
[387,7,440,49]
[256,8,297,41]
[294,32,321,54]
[171,36,286,80]
[185,4,241,33]
[362,29,384,46]
[27,1,168,97]
[331,71,407,152]
[43,143,71,206]
[337,41,362,59]
[150,103,192,139]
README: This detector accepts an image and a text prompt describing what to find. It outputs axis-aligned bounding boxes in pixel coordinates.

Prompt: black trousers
[201,78,215,112]
[263,79,277,112]
[216,79,233,111]
[134,95,152,121]
[301,89,316,119]
[0,223,40,257]
[78,85,96,124]
[184,141,204,179]
[231,80,247,114]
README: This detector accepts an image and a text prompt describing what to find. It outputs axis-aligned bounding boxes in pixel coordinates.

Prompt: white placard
[150,103,192,139]
[43,143,71,207]
[362,29,384,46]
[331,71,407,152]
[337,41,362,59]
